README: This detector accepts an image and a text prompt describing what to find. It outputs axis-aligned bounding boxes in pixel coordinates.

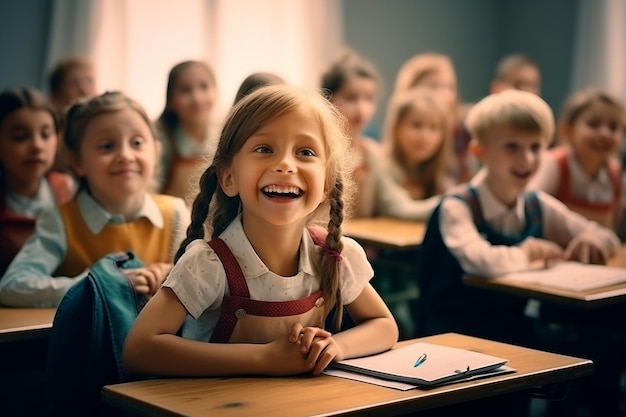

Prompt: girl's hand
[263,332,315,376]
[288,323,342,376]
[122,262,172,298]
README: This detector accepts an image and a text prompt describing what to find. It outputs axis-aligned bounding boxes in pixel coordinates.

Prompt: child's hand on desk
[564,230,616,265]
[262,326,328,376]
[520,237,564,263]
[122,262,172,298]
[289,323,343,376]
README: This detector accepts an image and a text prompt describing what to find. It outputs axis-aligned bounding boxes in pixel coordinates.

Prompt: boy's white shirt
[439,173,620,277]
[527,149,615,203]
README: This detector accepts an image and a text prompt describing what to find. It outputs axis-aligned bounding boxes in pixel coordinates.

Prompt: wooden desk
[102,333,593,417]
[343,217,425,250]
[464,245,626,308]
[0,307,56,343]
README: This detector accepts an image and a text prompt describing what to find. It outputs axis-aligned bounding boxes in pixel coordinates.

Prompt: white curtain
[571,0,626,99]
[44,0,343,120]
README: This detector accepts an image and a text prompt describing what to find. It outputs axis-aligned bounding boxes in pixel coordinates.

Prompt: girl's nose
[117,144,135,161]
[273,153,296,173]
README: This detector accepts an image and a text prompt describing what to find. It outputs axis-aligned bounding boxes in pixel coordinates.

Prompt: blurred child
[416,90,619,345]
[379,90,454,219]
[233,72,284,105]
[0,88,74,276]
[156,61,217,201]
[122,84,398,377]
[321,50,382,218]
[394,53,475,183]
[528,88,626,234]
[490,53,541,96]
[48,56,97,109]
[0,92,190,307]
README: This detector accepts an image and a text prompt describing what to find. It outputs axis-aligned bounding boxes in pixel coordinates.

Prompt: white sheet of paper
[501,262,626,291]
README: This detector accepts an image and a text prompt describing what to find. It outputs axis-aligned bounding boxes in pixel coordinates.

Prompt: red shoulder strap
[551,147,570,199]
[208,238,250,297]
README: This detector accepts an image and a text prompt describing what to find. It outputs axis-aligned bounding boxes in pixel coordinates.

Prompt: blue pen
[413,353,427,368]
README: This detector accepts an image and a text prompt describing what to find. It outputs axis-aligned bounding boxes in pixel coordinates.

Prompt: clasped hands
[265,323,345,376]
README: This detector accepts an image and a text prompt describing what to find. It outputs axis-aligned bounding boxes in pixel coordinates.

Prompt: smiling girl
[0,88,74,276]
[528,88,626,232]
[122,84,398,377]
[0,92,189,307]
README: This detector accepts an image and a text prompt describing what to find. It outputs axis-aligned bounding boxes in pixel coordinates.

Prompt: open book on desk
[324,342,512,390]
[500,262,626,291]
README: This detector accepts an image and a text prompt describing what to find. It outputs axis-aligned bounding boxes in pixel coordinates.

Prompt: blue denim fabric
[46,251,145,417]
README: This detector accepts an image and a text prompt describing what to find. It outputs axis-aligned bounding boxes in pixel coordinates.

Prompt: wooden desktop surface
[465,245,626,308]
[0,307,56,343]
[342,217,425,250]
[102,333,592,417]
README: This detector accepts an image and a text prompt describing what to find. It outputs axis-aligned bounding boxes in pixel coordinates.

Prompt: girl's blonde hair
[559,88,626,140]
[382,91,451,198]
[176,84,355,330]
[64,91,157,188]
[394,53,455,94]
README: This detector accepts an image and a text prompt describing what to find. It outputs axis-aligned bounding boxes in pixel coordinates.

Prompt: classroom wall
[0,0,579,126]
[343,0,579,134]
[0,0,51,91]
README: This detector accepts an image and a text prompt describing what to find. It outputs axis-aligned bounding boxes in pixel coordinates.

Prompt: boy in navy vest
[416,90,619,347]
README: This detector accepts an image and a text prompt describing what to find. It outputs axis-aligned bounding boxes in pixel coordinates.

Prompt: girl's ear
[468,138,484,161]
[68,152,85,177]
[217,166,238,197]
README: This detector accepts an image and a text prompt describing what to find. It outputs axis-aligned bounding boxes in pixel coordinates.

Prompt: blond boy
[415,90,618,345]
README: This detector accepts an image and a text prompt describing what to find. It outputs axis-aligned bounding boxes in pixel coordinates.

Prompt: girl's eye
[98,141,114,152]
[253,145,272,154]
[132,136,146,147]
[41,128,53,140]
[298,148,316,157]
[11,132,29,142]
[530,143,542,153]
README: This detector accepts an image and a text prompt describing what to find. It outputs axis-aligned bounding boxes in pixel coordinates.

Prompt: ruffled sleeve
[162,239,227,318]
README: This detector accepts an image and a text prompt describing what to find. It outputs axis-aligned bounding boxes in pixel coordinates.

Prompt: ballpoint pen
[413,353,427,368]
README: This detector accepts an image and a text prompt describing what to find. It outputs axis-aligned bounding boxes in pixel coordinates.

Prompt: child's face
[567,100,624,165]
[477,126,544,204]
[394,105,444,166]
[412,68,457,112]
[219,108,327,229]
[331,75,378,135]
[168,65,215,127]
[504,65,541,96]
[0,109,57,188]
[71,108,159,206]
[59,66,97,107]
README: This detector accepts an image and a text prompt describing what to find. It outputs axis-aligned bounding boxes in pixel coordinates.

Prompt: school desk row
[2,217,626,342]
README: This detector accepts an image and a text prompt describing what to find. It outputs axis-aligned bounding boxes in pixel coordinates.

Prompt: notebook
[500,262,626,291]
[328,342,509,388]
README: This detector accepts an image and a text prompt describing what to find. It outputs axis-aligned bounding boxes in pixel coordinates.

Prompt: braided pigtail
[174,166,218,262]
[320,175,345,332]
